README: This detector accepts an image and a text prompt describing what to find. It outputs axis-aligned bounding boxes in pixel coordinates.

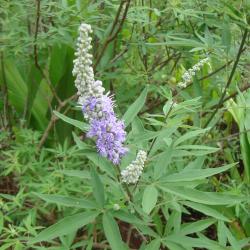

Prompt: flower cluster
[121,150,147,184]
[82,95,127,164]
[73,23,128,164]
[72,23,105,105]
[178,57,209,88]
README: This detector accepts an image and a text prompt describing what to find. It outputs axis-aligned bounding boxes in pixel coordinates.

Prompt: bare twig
[94,0,131,69]
[205,129,250,144]
[126,225,133,245]
[170,53,182,74]
[202,83,250,116]
[149,53,179,73]
[109,1,126,35]
[37,94,76,150]
[33,0,41,69]
[198,60,233,81]
[33,0,62,105]
[110,46,129,64]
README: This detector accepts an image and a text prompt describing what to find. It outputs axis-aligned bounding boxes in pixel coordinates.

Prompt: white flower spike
[72,23,105,105]
[178,57,209,88]
[121,150,147,184]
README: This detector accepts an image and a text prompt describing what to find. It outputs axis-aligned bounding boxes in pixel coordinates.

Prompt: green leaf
[26,65,43,125]
[102,213,127,250]
[175,145,219,154]
[136,224,159,238]
[59,231,76,248]
[217,221,227,246]
[54,111,89,132]
[162,163,235,182]
[91,168,105,207]
[163,241,187,250]
[85,151,116,178]
[72,132,91,150]
[221,21,231,53]
[183,156,205,171]
[180,219,216,235]
[49,44,68,86]
[13,242,23,250]
[182,201,230,222]
[174,128,210,146]
[154,147,173,179]
[165,235,226,250]
[0,211,3,235]
[123,87,148,127]
[113,210,146,225]
[144,238,161,250]
[240,133,250,183]
[58,169,90,179]
[224,224,241,250]
[2,60,48,129]
[33,193,96,209]
[146,37,204,48]
[142,185,158,214]
[0,243,14,250]
[159,185,245,205]
[29,211,99,244]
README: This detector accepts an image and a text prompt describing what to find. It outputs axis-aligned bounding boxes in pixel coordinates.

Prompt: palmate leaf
[159,185,245,205]
[29,211,99,244]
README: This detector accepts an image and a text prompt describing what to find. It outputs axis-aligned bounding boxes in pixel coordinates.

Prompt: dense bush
[0,0,250,249]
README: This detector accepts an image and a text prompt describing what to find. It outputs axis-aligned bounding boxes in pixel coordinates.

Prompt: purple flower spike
[73,23,128,165]
[84,95,128,165]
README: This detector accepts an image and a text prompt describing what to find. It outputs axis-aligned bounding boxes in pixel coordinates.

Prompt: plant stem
[203,28,248,128]
[116,165,134,202]
[94,0,131,70]
[37,94,76,150]
[33,0,62,105]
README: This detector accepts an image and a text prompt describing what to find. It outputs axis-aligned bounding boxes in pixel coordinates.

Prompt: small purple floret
[82,95,128,165]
